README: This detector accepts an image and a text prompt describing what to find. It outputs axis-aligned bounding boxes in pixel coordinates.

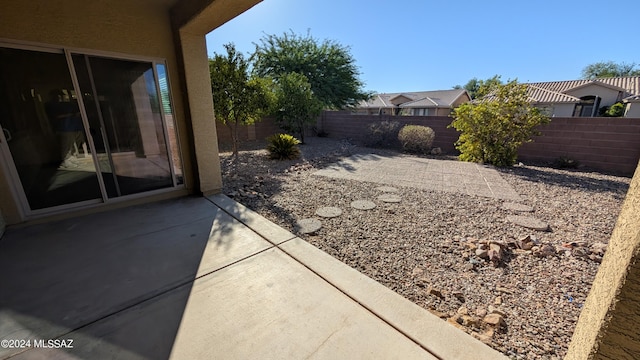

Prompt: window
[573,96,600,117]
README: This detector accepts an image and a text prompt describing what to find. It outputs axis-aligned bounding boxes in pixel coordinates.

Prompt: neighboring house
[524,76,640,117]
[0,0,261,226]
[354,89,471,116]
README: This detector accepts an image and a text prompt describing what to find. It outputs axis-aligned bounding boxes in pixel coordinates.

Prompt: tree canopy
[251,31,370,109]
[210,43,274,157]
[581,61,640,79]
[453,75,503,99]
[450,80,549,167]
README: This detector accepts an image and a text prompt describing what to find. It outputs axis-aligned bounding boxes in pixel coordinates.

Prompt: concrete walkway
[0,196,507,359]
[314,154,521,201]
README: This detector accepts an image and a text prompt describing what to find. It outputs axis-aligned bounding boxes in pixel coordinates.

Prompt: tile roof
[527,76,640,103]
[358,89,468,108]
[526,85,580,104]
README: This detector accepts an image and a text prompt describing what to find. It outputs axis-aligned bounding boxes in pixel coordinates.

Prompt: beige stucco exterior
[565,83,624,109]
[552,103,576,117]
[566,161,640,359]
[0,0,260,225]
[625,102,640,118]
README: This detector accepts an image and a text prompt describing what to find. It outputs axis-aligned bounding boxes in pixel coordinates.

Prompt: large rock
[507,215,550,231]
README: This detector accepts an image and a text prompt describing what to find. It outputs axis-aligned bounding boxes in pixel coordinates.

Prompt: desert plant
[364,120,401,148]
[553,156,580,169]
[398,125,435,154]
[450,80,550,167]
[266,133,301,160]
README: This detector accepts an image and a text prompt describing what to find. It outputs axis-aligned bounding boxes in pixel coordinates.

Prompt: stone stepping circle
[350,200,377,210]
[503,202,534,212]
[375,186,399,193]
[295,218,322,234]
[315,207,343,218]
[507,215,550,231]
[378,194,402,203]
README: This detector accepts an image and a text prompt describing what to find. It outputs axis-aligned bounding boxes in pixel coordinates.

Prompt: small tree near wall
[273,72,323,144]
[210,43,274,158]
[449,80,549,166]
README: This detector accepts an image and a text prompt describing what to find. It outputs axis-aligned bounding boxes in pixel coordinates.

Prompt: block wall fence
[216,111,640,176]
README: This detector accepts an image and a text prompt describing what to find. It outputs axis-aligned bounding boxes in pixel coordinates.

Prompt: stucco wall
[566,84,622,108]
[566,164,640,359]
[552,103,575,117]
[626,103,640,118]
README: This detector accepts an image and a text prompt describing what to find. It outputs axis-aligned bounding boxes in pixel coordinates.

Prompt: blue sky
[206,0,639,94]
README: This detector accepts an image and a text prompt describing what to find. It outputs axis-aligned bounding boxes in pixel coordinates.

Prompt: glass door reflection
[0,47,101,210]
[72,55,173,197]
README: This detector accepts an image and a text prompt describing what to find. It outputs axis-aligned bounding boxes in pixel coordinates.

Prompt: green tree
[449,80,550,166]
[252,31,371,109]
[273,72,323,144]
[581,61,640,79]
[209,43,274,158]
[454,75,503,99]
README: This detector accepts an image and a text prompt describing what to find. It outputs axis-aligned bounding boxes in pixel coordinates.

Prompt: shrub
[266,133,301,160]
[606,102,625,117]
[450,80,550,167]
[364,120,401,148]
[398,125,435,154]
[553,156,580,169]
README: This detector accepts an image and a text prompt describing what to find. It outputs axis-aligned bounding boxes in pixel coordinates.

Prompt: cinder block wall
[321,112,640,176]
[519,117,640,175]
[321,111,459,152]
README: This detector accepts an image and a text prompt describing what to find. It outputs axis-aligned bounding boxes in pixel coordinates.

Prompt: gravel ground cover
[219,137,631,359]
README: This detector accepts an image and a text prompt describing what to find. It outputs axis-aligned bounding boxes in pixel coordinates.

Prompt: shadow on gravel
[502,166,630,196]
[220,155,300,234]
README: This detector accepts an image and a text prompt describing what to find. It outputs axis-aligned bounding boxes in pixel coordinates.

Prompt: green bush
[364,121,401,148]
[606,102,625,117]
[599,102,625,117]
[266,133,301,160]
[449,81,550,167]
[398,125,435,154]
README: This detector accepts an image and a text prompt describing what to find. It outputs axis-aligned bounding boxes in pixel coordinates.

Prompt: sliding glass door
[0,44,181,215]
[72,54,174,197]
[0,47,102,210]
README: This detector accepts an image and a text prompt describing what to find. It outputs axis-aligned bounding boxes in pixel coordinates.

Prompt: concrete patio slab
[0,197,272,358]
[0,195,507,359]
[314,154,521,201]
[280,238,508,360]
[208,193,296,245]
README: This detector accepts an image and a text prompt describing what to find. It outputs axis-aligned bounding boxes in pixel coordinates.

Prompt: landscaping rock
[295,218,322,234]
[502,202,534,212]
[315,206,343,218]
[484,313,506,327]
[350,200,376,210]
[377,194,401,203]
[375,186,399,193]
[430,147,442,155]
[507,215,550,231]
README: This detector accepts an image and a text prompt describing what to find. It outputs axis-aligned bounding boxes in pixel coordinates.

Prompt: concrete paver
[314,154,521,201]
